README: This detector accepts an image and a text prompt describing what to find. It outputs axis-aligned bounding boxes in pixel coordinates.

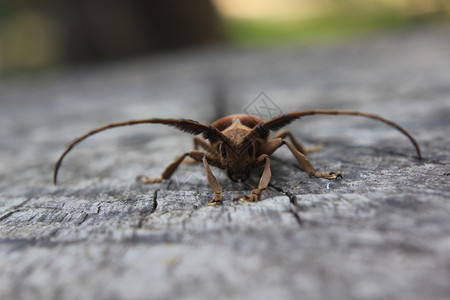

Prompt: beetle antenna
[252,110,422,160]
[53,118,225,184]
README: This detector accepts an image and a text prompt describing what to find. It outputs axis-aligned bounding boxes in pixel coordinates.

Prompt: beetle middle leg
[184,136,217,164]
[137,150,208,183]
[260,138,341,179]
[273,129,324,154]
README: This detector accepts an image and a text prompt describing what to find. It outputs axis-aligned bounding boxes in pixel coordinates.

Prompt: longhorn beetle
[54,110,422,205]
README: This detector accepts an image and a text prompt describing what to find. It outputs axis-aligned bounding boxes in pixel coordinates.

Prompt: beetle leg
[259,138,284,156]
[138,150,224,205]
[184,136,216,164]
[260,138,341,179]
[273,129,324,154]
[233,155,271,203]
[137,150,208,183]
[202,156,223,205]
[283,140,341,179]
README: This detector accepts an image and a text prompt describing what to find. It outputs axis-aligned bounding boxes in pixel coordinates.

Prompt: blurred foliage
[0,0,222,76]
[0,0,449,75]
[221,0,450,44]
[225,13,411,44]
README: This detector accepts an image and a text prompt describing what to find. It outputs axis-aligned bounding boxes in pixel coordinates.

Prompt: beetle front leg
[202,156,223,205]
[234,155,271,203]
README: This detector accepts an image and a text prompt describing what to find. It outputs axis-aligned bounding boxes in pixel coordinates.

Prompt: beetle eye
[248,143,254,156]
[220,143,227,159]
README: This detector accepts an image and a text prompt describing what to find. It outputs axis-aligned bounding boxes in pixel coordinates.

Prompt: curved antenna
[250,109,422,160]
[53,118,227,184]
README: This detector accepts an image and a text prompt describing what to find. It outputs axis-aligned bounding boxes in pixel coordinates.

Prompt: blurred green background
[1,0,448,76]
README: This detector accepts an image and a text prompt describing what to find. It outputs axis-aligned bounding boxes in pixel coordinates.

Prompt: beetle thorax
[219,119,255,182]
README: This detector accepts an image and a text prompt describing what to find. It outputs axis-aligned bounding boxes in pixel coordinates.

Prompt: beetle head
[219,134,255,182]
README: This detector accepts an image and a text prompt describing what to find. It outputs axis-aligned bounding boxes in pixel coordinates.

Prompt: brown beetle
[54,110,422,205]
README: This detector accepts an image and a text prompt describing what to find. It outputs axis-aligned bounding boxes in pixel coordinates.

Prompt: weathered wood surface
[1,27,449,300]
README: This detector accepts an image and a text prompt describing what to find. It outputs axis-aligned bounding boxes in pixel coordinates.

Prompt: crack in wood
[288,206,304,227]
[0,198,32,222]
[0,211,14,222]
[269,183,298,205]
[269,183,304,227]
[151,190,159,214]
[136,190,158,229]
[77,213,89,226]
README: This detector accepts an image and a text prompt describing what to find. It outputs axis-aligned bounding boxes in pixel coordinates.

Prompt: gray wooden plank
[1,27,449,300]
